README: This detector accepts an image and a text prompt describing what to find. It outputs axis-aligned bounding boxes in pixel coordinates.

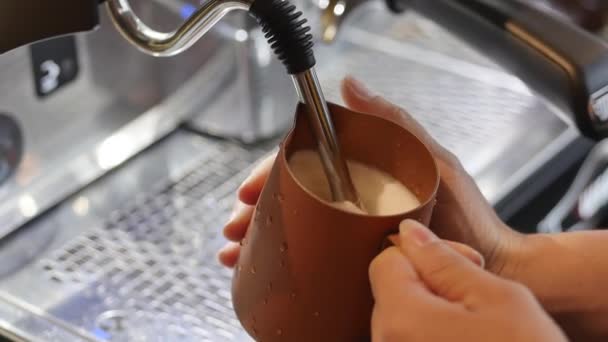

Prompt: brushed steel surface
[0,3,229,239]
[185,17,298,143]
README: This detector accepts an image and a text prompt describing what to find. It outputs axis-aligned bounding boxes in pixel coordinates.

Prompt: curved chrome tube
[105,0,253,57]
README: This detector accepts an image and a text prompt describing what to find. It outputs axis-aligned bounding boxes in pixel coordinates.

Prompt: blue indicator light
[92,327,111,340]
[180,4,197,19]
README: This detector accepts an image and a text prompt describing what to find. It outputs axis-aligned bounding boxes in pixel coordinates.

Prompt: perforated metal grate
[40,141,274,341]
[317,38,553,176]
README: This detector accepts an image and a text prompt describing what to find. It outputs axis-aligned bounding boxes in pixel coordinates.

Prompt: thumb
[369,247,453,313]
[398,220,499,305]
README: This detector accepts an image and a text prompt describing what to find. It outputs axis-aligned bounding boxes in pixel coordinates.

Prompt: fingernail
[399,219,438,246]
[346,76,374,100]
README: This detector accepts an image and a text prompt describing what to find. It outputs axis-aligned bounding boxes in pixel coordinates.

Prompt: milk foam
[289,150,420,215]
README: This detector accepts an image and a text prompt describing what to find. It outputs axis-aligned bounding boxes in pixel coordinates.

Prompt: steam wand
[293,69,362,207]
[106,0,363,208]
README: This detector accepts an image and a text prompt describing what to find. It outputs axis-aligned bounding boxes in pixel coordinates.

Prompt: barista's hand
[370,219,567,342]
[219,76,523,276]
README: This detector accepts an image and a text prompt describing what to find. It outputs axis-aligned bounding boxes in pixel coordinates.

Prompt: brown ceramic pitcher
[232,102,440,341]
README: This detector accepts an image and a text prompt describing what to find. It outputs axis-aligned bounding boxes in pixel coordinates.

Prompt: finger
[444,241,485,269]
[238,153,276,205]
[398,220,498,305]
[223,202,255,241]
[369,247,449,311]
[341,76,439,151]
[389,235,485,268]
[217,242,240,268]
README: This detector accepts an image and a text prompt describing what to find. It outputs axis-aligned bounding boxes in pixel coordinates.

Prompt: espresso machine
[0,0,607,340]
[4,1,608,137]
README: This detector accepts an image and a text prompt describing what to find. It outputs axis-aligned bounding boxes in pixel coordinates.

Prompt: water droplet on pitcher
[267,282,273,291]
[276,329,283,336]
[266,216,273,226]
[313,311,320,318]
[293,209,298,216]
[238,265,243,273]
[239,240,244,246]
[252,316,257,324]
[290,292,296,300]
[280,259,286,268]
[280,242,288,253]
[264,298,269,305]
[250,267,257,275]
[277,194,285,202]
[252,327,258,337]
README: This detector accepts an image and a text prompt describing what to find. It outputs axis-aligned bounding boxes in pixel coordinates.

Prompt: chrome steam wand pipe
[105,0,252,57]
[293,69,362,207]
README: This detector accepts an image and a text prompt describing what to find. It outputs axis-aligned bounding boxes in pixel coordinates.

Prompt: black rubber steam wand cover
[249,0,317,75]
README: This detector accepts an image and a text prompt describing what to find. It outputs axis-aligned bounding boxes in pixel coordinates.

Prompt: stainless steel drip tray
[0,130,275,341]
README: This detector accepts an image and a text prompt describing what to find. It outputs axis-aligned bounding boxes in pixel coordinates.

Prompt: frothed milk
[289,150,420,215]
